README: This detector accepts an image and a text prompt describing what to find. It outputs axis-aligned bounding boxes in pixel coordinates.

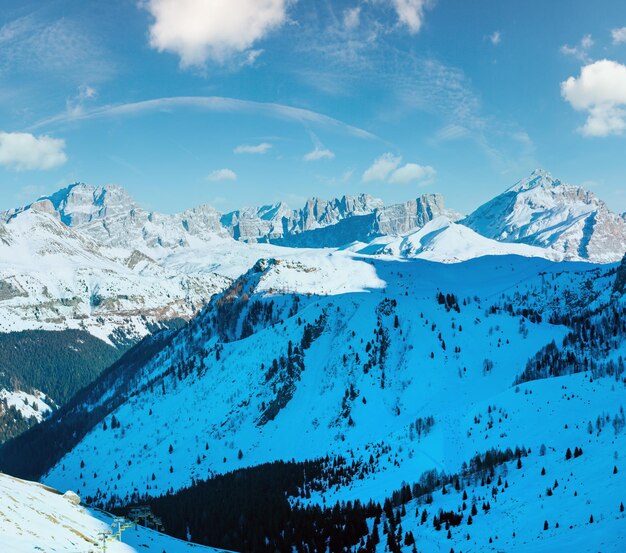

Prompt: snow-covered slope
[0,204,229,343]
[0,388,52,423]
[29,251,624,553]
[462,169,626,262]
[0,472,227,552]
[354,216,561,262]
[40,253,615,501]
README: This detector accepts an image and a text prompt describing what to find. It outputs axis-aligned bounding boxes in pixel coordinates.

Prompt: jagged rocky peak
[41,182,139,227]
[463,169,626,262]
[27,199,60,220]
[506,169,603,208]
[373,193,459,235]
[221,194,387,242]
[297,194,384,231]
[506,168,562,192]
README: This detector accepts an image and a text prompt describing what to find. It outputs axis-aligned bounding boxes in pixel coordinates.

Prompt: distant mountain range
[1,168,623,340]
[0,168,624,441]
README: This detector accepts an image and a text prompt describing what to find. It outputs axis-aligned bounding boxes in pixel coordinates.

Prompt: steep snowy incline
[40,253,610,507]
[462,169,626,262]
[0,472,228,552]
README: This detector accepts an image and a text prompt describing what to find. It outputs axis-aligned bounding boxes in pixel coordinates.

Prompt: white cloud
[304,147,335,161]
[612,27,626,45]
[143,0,288,67]
[207,168,237,181]
[388,162,435,184]
[362,153,401,182]
[234,142,272,154]
[0,132,67,171]
[560,34,594,63]
[363,153,435,185]
[561,59,626,137]
[489,31,501,45]
[393,0,429,33]
[343,7,361,30]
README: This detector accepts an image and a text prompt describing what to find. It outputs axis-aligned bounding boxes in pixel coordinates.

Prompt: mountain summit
[462,169,626,262]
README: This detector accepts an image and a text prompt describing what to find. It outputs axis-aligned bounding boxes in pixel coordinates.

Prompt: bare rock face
[221,193,457,245]
[462,169,626,262]
[221,194,385,243]
[373,194,459,235]
[28,199,60,220]
[24,183,225,252]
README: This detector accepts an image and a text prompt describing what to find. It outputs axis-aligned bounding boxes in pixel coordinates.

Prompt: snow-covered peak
[463,169,626,262]
[506,168,562,193]
[42,182,139,227]
[357,216,559,262]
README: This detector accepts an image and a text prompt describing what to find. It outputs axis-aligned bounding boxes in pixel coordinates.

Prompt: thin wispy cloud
[31,96,376,140]
[0,14,114,84]
[0,131,67,171]
[142,0,289,67]
[207,168,237,182]
[304,132,335,161]
[560,34,594,63]
[234,142,272,154]
[432,124,471,142]
[66,85,98,117]
[343,7,361,31]
[304,147,335,161]
[489,31,501,45]
[612,27,626,45]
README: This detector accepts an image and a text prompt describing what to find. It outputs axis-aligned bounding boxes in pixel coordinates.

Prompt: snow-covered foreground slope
[42,254,614,504]
[1,250,622,552]
[0,473,228,553]
[385,372,626,552]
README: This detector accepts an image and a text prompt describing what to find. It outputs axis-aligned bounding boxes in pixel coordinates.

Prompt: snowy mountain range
[0,169,625,552]
[1,168,622,343]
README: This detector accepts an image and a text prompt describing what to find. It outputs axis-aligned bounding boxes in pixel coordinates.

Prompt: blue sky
[0,0,625,215]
